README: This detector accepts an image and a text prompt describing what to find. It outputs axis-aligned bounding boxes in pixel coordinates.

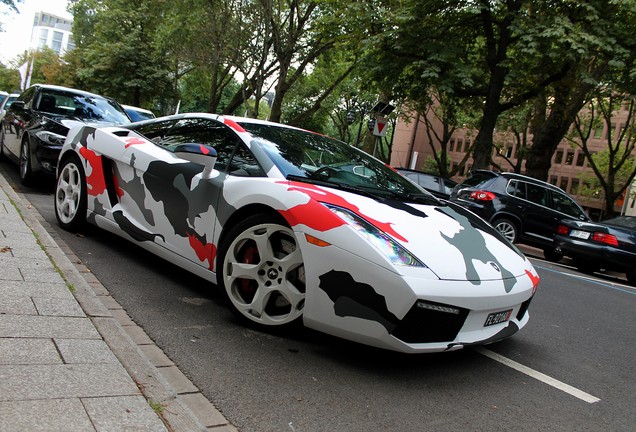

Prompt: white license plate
[484,309,513,327]
[570,230,590,239]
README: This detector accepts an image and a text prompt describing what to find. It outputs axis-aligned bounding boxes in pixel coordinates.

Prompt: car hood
[321,191,531,283]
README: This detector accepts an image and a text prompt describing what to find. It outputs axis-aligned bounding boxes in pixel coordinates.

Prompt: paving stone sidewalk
[0,171,236,431]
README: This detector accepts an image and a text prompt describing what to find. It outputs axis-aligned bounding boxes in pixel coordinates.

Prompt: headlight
[35,131,66,146]
[323,203,425,267]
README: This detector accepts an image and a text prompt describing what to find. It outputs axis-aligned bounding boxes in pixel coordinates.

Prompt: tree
[569,92,636,218]
[70,0,173,108]
[362,0,636,176]
[0,62,19,91]
[524,0,636,180]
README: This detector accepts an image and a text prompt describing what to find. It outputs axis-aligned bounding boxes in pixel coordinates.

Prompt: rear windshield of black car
[461,171,498,187]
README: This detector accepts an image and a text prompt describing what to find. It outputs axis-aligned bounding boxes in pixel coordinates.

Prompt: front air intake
[391,300,469,343]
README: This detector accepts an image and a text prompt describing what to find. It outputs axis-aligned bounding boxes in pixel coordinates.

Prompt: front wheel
[19,138,34,186]
[55,155,87,231]
[493,218,518,243]
[218,213,306,330]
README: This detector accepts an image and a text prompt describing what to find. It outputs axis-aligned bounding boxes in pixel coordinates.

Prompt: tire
[217,213,306,330]
[627,268,636,286]
[543,247,564,263]
[54,155,87,231]
[19,137,34,186]
[573,258,599,274]
[0,128,7,162]
[493,218,518,243]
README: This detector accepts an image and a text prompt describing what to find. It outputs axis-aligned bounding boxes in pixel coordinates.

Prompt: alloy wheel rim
[224,223,305,326]
[55,163,82,224]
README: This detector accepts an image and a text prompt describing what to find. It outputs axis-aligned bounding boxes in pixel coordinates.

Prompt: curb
[0,171,237,432]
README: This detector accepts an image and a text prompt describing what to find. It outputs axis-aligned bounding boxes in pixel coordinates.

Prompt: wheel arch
[217,203,288,250]
[490,212,523,231]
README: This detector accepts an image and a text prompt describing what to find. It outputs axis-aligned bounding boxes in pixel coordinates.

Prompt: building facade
[391,104,636,220]
[29,12,74,56]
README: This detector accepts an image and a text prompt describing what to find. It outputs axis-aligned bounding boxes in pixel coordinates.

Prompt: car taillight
[557,225,569,235]
[469,190,496,201]
[592,232,619,246]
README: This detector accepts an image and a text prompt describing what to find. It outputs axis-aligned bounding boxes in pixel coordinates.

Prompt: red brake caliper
[238,242,258,300]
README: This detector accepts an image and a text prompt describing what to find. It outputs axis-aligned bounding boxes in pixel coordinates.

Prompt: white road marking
[474,346,601,404]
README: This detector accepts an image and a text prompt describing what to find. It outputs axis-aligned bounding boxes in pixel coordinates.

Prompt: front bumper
[301,238,537,354]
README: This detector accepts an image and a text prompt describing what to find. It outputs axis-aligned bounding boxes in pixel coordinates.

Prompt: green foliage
[0,62,19,91]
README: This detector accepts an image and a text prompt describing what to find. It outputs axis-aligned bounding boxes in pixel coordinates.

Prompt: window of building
[560,177,569,191]
[549,176,558,185]
[576,152,585,166]
[505,147,513,158]
[571,178,580,195]
[607,123,616,139]
[52,31,63,53]
[564,151,574,165]
[463,139,470,152]
[449,138,455,152]
[554,149,564,164]
[456,138,463,152]
[38,29,48,49]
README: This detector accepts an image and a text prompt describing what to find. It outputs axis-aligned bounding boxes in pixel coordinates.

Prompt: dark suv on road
[449,170,590,261]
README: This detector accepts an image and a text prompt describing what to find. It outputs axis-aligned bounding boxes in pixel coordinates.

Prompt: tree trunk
[525,77,592,180]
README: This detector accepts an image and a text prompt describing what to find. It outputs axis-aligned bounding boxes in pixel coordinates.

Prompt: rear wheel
[627,268,636,286]
[543,247,563,263]
[493,218,518,243]
[218,213,306,330]
[574,258,599,274]
[54,155,87,231]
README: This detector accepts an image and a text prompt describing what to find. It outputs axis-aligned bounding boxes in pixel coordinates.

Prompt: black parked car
[395,168,458,199]
[450,170,590,261]
[555,215,636,284]
[0,84,130,185]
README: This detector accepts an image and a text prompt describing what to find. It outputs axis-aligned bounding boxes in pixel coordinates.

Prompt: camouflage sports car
[54,114,539,353]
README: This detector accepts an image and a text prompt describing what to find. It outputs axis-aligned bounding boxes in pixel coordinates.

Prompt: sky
[0,0,72,65]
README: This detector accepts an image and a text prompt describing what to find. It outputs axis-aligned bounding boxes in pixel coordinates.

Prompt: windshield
[36,90,130,124]
[239,122,432,199]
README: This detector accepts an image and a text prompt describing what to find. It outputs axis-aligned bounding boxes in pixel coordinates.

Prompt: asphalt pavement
[0,170,237,431]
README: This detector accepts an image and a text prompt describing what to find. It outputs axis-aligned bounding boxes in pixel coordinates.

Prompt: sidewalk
[0,170,236,431]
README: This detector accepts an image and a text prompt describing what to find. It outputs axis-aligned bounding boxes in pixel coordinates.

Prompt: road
[4,163,635,432]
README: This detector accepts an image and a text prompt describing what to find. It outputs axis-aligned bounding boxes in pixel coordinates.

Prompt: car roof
[122,104,154,115]
[30,83,114,100]
[129,112,307,132]
[470,169,565,193]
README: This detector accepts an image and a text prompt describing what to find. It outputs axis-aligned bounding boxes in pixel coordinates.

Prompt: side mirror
[174,143,218,179]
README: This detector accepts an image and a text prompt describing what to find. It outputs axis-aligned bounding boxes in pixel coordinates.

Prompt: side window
[506,180,517,196]
[134,119,178,142]
[551,191,585,219]
[510,180,527,200]
[162,118,241,171]
[228,143,265,177]
[526,183,548,207]
[417,174,440,191]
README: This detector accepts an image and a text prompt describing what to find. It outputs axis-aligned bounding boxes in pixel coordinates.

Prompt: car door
[2,86,36,158]
[120,117,248,270]
[515,181,557,244]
